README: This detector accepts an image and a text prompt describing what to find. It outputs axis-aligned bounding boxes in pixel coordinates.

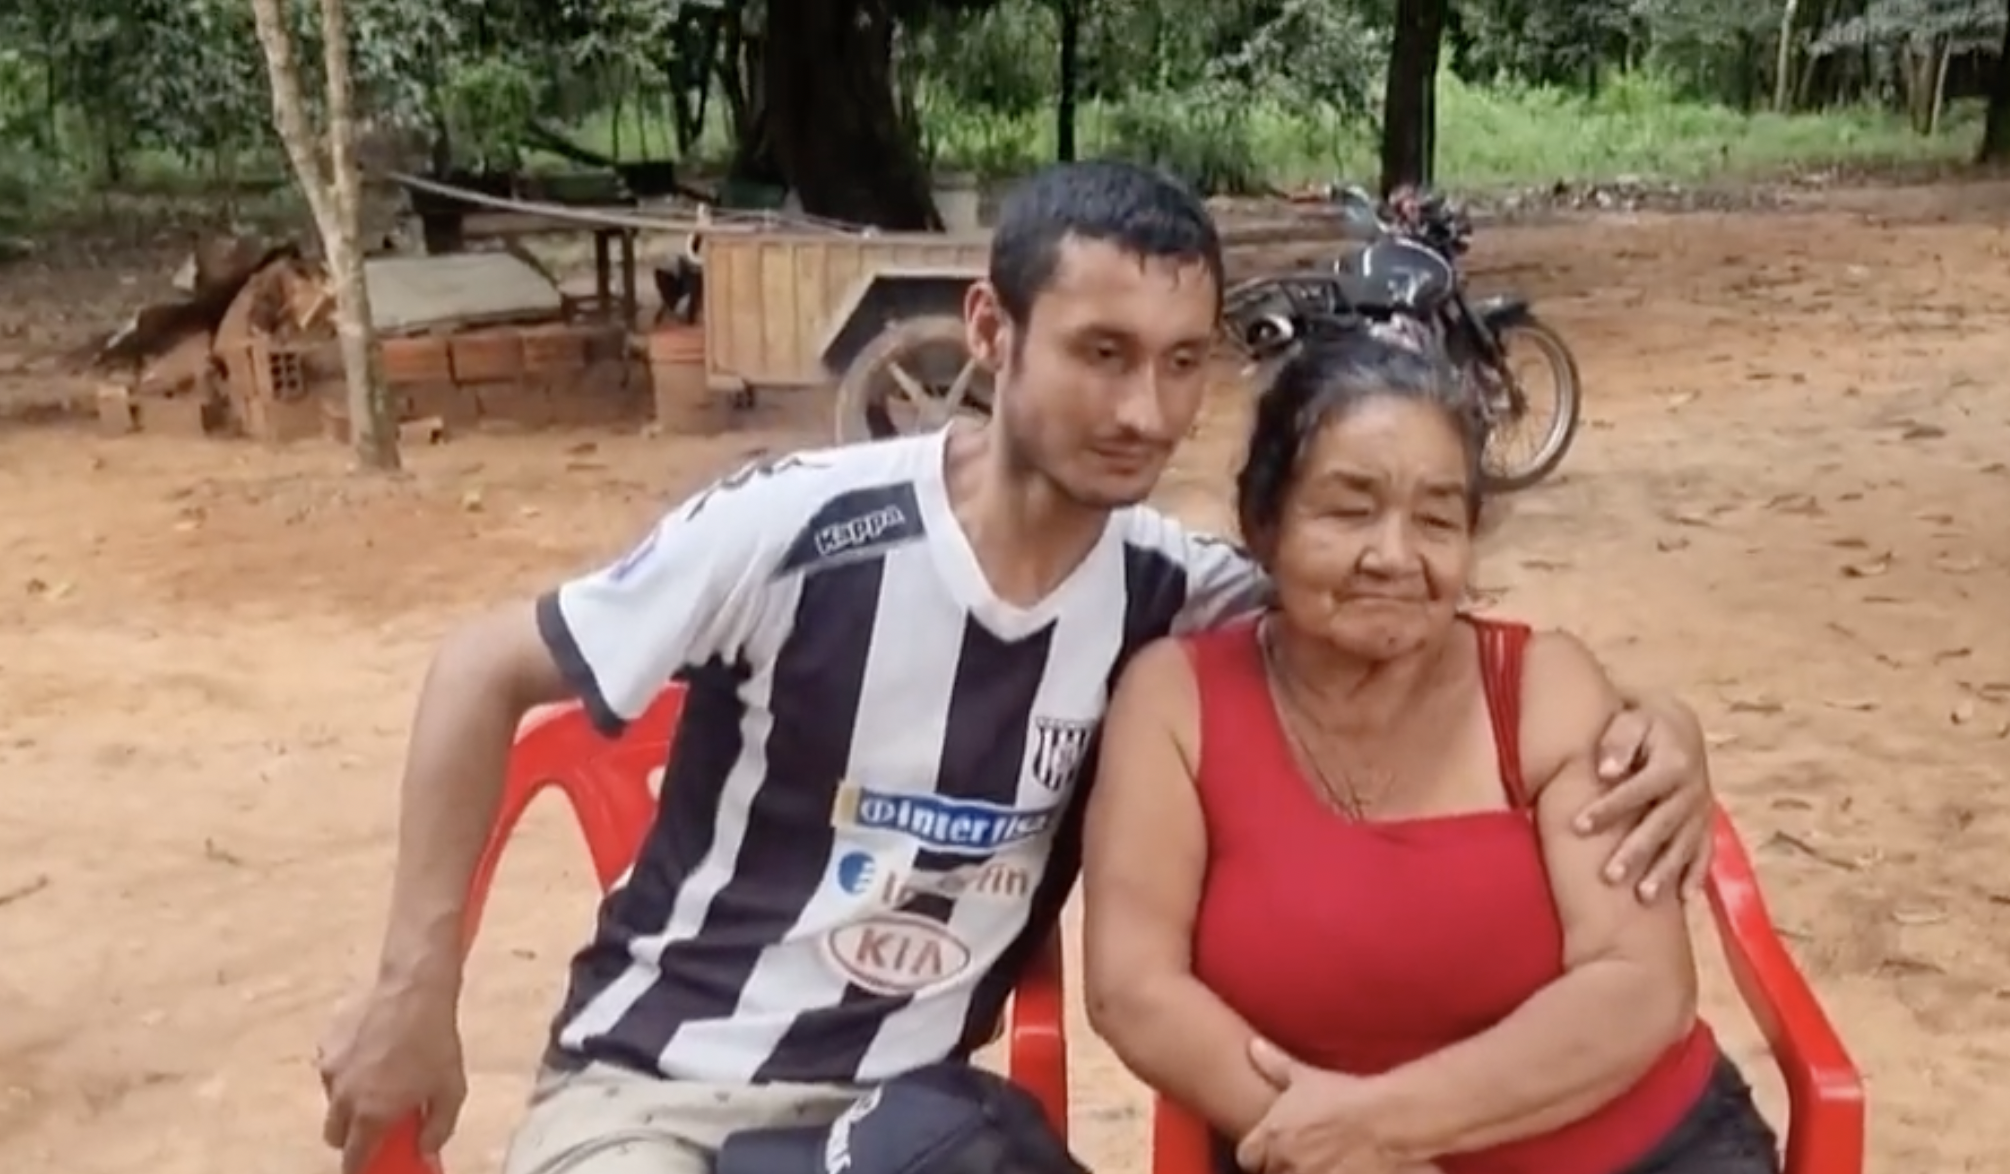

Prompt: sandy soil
[4,181,2010,1174]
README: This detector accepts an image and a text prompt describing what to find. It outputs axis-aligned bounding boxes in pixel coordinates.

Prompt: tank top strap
[1470,617,1535,810]
[1179,619,1296,821]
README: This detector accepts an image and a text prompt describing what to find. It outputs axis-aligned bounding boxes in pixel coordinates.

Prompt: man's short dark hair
[987,160,1225,325]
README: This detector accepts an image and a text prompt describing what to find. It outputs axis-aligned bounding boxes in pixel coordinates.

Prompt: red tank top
[1186,617,1715,1174]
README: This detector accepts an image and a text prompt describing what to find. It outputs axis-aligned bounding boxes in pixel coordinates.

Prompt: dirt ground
[3,181,2009,1174]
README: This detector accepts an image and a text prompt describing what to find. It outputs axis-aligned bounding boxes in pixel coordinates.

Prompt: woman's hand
[1234,1039,1426,1174]
[1580,691,1714,902]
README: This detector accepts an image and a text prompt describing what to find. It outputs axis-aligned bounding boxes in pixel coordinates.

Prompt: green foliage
[1100,85,1268,193]
[435,58,543,168]
[902,69,1963,191]
[0,0,1998,224]
[1814,0,2007,55]
[907,2,1060,116]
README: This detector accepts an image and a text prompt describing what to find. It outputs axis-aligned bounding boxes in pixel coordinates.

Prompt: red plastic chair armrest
[1007,930,1070,1136]
[1704,806,1865,1174]
[1151,1095,1214,1174]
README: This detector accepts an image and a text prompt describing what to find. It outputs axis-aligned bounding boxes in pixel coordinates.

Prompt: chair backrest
[460,689,686,938]
[1147,802,1864,1174]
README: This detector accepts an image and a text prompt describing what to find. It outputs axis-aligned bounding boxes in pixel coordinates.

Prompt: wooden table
[419,207,641,327]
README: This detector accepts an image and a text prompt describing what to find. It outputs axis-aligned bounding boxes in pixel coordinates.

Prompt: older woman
[1083,323,1780,1174]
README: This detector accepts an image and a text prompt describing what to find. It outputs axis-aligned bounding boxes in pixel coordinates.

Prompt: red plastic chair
[365,687,1070,1174]
[1148,804,1865,1174]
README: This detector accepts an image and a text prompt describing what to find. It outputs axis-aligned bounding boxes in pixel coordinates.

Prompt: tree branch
[247,0,337,238]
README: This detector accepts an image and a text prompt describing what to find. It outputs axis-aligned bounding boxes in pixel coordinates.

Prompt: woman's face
[1266,395,1475,660]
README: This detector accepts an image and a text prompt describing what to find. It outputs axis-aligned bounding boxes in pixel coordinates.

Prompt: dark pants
[1617,1057,1780,1174]
[1209,1056,1779,1174]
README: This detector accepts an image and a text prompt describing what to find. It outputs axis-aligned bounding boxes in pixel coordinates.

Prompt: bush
[1100,88,1267,194]
[907,70,1967,195]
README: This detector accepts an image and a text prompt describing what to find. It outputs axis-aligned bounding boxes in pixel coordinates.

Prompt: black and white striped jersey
[535,429,1263,1084]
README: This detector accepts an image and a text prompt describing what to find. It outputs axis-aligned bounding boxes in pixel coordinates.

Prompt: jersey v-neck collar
[912,425,1120,643]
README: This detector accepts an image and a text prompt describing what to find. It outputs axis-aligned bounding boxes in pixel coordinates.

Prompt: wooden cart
[697,229,992,441]
[691,216,1355,442]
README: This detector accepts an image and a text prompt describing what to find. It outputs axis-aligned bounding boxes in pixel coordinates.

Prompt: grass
[0,70,1985,237]
[905,71,1980,190]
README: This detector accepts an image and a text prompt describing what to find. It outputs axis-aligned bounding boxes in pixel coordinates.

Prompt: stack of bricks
[374,322,648,435]
[96,327,228,438]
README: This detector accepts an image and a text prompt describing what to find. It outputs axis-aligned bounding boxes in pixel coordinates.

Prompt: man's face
[966,238,1219,509]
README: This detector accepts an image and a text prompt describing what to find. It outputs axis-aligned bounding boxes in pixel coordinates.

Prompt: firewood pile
[90,234,649,445]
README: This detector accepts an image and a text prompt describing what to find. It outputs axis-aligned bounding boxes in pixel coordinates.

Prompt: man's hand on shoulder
[1576,684,1713,903]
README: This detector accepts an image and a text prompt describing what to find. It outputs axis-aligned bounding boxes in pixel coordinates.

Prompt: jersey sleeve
[534,457,815,736]
[1169,530,1271,634]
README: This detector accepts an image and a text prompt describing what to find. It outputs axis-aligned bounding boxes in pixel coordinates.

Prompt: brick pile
[99,249,654,445]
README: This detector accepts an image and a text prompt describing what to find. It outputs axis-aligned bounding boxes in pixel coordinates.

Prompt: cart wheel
[834,314,993,444]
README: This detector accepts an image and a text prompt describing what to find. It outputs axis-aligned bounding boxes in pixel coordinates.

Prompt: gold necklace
[1257,619,1388,820]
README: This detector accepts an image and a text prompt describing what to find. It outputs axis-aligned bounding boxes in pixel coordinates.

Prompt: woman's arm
[1362,630,1701,1161]
[1083,638,1279,1138]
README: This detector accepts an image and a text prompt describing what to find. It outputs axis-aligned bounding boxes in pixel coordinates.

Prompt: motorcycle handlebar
[1324,181,1471,254]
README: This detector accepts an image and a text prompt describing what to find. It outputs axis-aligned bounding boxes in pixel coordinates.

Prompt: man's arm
[375,460,803,995]
[1159,522,1271,635]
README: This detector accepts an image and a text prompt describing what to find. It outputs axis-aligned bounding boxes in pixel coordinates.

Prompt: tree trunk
[1980,2,2010,163]
[1056,0,1081,163]
[717,20,784,191]
[760,0,940,229]
[247,0,399,471]
[1378,0,1449,195]
[1927,37,1952,137]
[320,0,397,469]
[1772,0,1800,111]
[1899,46,1933,133]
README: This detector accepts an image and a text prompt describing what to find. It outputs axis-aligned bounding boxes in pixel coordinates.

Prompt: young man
[317,162,1716,1174]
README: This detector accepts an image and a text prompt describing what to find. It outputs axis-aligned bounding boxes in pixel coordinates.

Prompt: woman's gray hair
[1236,316,1490,546]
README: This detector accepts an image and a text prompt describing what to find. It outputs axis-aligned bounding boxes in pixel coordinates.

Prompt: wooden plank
[456,209,637,241]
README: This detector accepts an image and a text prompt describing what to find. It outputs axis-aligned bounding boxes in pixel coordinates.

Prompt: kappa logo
[832,783,1058,856]
[1027,716,1097,792]
[813,503,908,559]
[832,849,1032,906]
[823,911,975,995]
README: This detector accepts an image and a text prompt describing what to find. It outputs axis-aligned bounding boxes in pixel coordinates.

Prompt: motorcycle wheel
[1474,315,1582,494]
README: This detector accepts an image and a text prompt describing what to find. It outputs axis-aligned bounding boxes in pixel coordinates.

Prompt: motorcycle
[1223,184,1582,494]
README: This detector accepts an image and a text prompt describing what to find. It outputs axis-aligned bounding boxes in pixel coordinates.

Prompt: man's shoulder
[1112,504,1253,570]
[685,435,920,510]
[679,436,937,576]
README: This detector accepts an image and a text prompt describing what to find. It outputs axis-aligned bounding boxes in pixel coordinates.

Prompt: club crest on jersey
[1027,716,1096,792]
[831,783,1058,856]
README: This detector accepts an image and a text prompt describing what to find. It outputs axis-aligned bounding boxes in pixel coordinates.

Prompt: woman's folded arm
[1083,638,1279,1140]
